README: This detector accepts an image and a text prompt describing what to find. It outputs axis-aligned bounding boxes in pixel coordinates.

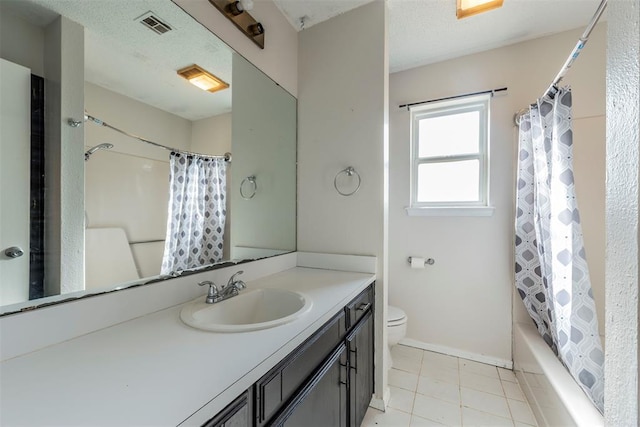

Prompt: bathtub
[513,322,604,427]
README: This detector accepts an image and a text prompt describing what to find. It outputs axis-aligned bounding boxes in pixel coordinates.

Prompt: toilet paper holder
[407,257,435,266]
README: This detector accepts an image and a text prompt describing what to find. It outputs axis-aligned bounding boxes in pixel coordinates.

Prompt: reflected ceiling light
[456,0,503,19]
[177,65,229,93]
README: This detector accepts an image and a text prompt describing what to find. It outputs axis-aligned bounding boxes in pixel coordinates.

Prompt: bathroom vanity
[0,266,376,426]
[207,283,374,427]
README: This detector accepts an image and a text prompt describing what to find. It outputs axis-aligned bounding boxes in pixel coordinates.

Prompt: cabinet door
[256,310,345,426]
[203,391,251,427]
[271,344,347,427]
[348,310,374,427]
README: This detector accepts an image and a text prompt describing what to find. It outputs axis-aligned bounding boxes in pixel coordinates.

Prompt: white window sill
[405,206,495,217]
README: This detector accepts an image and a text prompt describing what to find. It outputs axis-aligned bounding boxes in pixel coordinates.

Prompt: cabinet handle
[350,348,358,373]
[339,362,347,385]
[356,302,371,312]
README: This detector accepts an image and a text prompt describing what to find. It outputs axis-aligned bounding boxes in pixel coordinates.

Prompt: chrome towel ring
[334,166,361,197]
[240,175,257,200]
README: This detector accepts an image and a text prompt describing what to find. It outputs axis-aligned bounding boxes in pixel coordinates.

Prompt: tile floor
[362,345,538,427]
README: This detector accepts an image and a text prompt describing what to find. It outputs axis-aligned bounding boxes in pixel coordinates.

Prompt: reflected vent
[138,12,172,35]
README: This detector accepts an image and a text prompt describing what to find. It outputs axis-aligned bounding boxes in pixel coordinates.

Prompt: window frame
[409,93,491,213]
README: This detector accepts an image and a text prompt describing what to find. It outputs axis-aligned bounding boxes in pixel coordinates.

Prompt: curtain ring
[334,166,361,196]
[240,175,257,200]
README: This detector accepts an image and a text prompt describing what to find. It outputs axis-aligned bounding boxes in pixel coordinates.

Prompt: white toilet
[386,305,408,370]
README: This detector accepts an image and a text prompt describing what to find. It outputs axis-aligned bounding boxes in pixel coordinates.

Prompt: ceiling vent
[138,12,172,35]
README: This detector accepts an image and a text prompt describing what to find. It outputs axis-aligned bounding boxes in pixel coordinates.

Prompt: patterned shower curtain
[514,87,604,412]
[161,153,227,275]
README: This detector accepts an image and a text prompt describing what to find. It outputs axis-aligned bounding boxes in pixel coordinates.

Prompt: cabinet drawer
[281,312,344,398]
[256,310,345,425]
[345,284,374,329]
[203,390,251,427]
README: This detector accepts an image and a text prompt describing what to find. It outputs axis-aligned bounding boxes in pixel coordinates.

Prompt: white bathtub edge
[514,322,604,427]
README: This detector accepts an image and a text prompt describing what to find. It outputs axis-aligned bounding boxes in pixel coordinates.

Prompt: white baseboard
[399,338,513,369]
[369,386,390,411]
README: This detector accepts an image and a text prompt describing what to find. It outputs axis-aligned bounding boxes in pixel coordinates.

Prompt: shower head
[84,143,114,161]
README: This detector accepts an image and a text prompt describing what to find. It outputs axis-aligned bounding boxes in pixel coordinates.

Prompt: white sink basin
[180,288,312,332]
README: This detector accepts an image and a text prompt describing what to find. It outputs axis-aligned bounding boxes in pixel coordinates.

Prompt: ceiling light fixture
[209,0,264,49]
[177,65,229,93]
[226,1,245,16]
[456,0,503,19]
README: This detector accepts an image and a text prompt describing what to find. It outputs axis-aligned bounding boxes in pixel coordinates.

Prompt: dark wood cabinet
[345,286,373,329]
[255,310,346,426]
[203,391,252,427]
[271,344,348,427]
[347,310,374,427]
[202,283,375,427]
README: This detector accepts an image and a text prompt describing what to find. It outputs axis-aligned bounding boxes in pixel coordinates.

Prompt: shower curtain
[514,87,604,412]
[161,153,227,275]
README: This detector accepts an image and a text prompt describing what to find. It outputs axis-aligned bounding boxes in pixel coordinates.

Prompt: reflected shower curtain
[161,153,227,275]
[514,87,604,412]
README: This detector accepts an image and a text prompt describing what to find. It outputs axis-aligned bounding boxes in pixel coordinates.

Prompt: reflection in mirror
[230,54,297,260]
[0,0,296,314]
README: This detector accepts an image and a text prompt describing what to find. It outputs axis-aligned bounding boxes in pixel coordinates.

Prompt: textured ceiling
[3,0,606,118]
[2,0,233,121]
[274,0,606,73]
[273,0,374,29]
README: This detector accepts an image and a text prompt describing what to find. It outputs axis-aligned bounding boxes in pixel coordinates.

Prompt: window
[408,94,492,216]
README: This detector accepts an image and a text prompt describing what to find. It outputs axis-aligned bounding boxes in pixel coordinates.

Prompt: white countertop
[0,267,375,426]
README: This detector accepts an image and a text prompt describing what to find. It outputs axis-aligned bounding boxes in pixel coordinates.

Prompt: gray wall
[43,16,85,296]
[297,1,389,404]
[0,6,45,76]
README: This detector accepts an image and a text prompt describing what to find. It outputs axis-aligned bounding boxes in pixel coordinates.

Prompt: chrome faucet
[198,280,219,304]
[197,271,246,304]
[220,270,246,298]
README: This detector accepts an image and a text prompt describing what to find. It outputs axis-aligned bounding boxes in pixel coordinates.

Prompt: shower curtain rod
[398,87,508,110]
[514,0,608,125]
[84,113,232,162]
[543,0,607,99]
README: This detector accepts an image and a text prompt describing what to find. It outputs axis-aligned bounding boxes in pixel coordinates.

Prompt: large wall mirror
[0,0,296,315]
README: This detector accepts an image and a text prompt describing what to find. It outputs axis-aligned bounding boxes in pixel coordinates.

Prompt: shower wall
[84,83,231,282]
[388,24,606,364]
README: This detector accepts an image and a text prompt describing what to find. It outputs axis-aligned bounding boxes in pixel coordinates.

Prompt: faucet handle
[198,280,216,288]
[230,270,244,280]
[198,280,219,304]
[227,270,244,285]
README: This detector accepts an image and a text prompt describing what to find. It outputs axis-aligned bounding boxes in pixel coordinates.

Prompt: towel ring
[240,175,257,200]
[334,166,361,197]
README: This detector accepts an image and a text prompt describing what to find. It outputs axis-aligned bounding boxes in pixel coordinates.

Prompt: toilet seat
[388,305,407,327]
